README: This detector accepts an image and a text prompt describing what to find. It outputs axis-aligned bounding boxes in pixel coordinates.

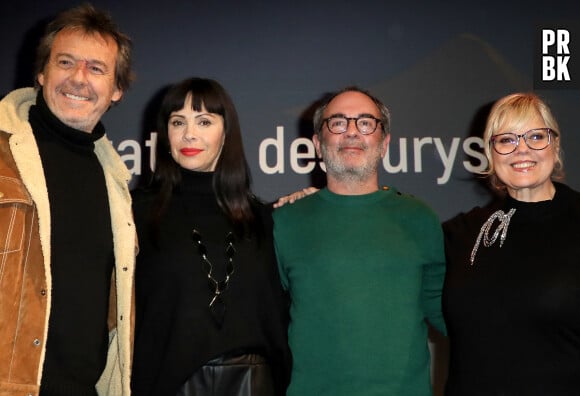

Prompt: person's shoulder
[0,88,36,135]
[557,181,580,200]
[0,87,36,109]
[384,186,422,202]
[250,196,274,220]
[442,199,499,237]
[272,190,319,219]
[386,186,438,216]
[554,182,580,215]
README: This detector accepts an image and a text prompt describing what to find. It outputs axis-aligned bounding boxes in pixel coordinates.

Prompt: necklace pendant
[192,229,236,328]
[209,295,226,327]
[469,208,516,266]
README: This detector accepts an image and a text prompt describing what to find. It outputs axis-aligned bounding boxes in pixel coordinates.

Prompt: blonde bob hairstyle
[482,92,564,191]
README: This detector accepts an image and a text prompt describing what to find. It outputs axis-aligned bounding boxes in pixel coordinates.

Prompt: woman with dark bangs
[131,77,291,396]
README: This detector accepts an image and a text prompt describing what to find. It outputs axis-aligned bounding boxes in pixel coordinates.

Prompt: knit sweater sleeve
[272,204,291,291]
[420,212,447,335]
[392,192,447,335]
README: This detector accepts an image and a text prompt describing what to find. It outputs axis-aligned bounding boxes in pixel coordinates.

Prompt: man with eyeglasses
[273,87,446,395]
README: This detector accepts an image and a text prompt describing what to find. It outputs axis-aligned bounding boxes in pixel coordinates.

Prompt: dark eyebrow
[55,52,108,69]
[357,113,378,118]
[327,113,378,118]
[326,113,346,118]
[194,113,218,119]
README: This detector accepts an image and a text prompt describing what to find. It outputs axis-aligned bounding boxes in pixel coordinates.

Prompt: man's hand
[273,187,319,208]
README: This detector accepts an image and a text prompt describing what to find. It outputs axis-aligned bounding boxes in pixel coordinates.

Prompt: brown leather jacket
[0,88,136,396]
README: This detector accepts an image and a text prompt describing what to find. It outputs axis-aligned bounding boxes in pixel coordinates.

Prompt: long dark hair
[151,77,258,235]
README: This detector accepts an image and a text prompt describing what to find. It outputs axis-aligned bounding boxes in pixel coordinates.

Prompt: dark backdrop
[4,2,579,394]
[3,1,580,222]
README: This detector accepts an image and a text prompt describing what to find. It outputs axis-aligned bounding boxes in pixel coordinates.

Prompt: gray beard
[320,143,381,183]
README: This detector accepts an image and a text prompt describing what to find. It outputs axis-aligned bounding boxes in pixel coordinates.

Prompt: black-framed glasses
[490,128,558,155]
[323,115,382,135]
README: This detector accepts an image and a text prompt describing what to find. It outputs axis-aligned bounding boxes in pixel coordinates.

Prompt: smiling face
[37,28,123,133]
[492,111,559,201]
[168,94,225,172]
[313,91,389,193]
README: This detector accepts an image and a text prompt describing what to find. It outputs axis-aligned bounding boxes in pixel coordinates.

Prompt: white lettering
[434,137,460,185]
[542,29,569,54]
[289,138,316,174]
[413,137,433,172]
[146,132,158,171]
[557,30,570,54]
[463,137,487,173]
[543,56,571,81]
[120,127,492,187]
[542,29,556,54]
[117,139,141,175]
[542,29,571,81]
[258,126,285,174]
[383,138,408,173]
[557,56,571,80]
[543,56,556,80]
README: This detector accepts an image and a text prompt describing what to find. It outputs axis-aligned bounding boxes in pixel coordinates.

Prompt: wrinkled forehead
[50,28,119,68]
[54,27,118,49]
[324,91,380,117]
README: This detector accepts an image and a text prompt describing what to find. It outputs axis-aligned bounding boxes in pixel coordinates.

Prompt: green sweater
[273,187,446,396]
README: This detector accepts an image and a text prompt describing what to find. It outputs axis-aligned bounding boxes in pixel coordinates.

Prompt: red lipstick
[180,148,202,156]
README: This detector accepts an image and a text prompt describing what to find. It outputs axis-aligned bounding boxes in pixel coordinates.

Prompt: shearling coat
[0,87,136,396]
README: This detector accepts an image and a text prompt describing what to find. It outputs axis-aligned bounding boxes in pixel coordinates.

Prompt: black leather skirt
[177,353,275,396]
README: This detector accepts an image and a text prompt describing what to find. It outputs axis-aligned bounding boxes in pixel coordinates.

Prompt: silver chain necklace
[192,229,236,327]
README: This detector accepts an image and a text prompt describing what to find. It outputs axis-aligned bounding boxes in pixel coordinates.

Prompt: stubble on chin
[320,144,381,183]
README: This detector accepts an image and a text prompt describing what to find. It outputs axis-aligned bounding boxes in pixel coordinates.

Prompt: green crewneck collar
[317,186,396,206]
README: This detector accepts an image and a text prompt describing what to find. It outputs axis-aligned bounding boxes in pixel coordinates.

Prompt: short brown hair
[34,3,134,93]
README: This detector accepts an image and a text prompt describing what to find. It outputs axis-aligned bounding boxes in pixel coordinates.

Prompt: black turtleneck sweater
[29,92,114,396]
[131,170,291,396]
[443,182,580,396]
